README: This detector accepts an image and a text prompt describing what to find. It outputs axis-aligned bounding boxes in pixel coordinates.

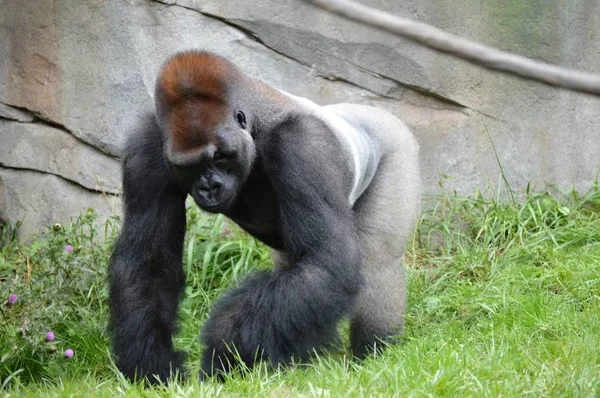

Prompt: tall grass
[0,181,598,396]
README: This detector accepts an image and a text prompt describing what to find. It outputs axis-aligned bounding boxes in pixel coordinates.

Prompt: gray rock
[0,120,121,194]
[0,102,34,123]
[0,0,599,236]
[0,168,120,240]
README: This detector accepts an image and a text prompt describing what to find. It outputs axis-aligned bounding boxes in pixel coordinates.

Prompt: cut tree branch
[301,0,600,96]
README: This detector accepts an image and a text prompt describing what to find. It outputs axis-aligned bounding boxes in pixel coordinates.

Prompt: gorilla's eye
[235,110,247,129]
[213,151,233,163]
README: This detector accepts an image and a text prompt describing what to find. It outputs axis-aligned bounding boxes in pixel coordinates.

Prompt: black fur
[200,116,364,376]
[108,115,187,383]
[109,111,364,382]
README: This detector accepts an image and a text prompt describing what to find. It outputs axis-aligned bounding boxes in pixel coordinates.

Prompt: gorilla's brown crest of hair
[155,51,238,153]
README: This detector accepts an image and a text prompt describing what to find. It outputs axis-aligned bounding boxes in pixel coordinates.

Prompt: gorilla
[108,50,421,383]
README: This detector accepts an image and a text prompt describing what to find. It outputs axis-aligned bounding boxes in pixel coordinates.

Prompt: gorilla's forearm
[200,236,363,376]
[108,118,188,383]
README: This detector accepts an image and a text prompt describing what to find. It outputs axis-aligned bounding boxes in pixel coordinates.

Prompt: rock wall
[1,0,599,237]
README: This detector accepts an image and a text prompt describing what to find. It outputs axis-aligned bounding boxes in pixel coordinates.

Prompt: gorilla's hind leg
[350,255,406,358]
[350,129,420,358]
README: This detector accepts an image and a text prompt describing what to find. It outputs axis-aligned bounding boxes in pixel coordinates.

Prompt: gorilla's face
[168,109,255,214]
[154,51,257,214]
[189,155,238,213]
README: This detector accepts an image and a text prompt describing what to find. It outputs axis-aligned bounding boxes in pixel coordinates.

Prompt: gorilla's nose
[197,174,223,200]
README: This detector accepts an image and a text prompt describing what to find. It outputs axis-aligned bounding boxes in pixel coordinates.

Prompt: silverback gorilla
[108,51,421,383]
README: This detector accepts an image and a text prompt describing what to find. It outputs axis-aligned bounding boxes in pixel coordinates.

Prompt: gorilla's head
[154,51,256,213]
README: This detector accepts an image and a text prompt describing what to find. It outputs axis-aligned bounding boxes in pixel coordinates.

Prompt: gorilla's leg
[350,131,421,358]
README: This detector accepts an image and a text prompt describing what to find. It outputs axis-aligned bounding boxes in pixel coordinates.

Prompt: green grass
[1,183,599,397]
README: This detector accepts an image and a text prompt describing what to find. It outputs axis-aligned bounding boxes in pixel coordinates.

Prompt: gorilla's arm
[108,115,188,383]
[200,116,364,376]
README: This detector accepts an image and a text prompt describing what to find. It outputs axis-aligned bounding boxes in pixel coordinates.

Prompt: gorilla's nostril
[196,175,224,200]
[210,184,221,197]
[209,175,224,196]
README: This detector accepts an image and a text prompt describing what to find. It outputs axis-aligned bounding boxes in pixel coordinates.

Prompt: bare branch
[301,0,600,96]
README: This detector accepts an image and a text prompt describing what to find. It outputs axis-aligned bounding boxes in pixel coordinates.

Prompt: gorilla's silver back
[281,91,420,213]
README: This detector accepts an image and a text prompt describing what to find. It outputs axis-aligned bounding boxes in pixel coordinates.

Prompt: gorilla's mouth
[193,189,237,214]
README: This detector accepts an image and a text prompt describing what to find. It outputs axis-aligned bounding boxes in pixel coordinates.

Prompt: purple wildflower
[46,331,55,341]
[65,245,74,253]
[65,348,74,358]
[8,294,18,304]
